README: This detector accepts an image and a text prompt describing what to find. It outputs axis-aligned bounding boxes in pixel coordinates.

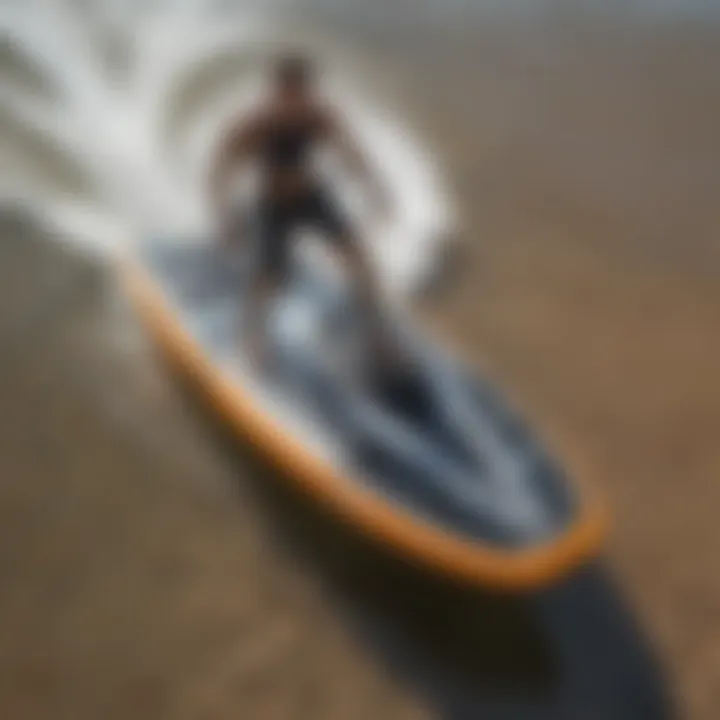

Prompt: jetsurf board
[122,237,606,590]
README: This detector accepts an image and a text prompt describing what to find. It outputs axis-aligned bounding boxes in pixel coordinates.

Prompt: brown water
[1,18,720,720]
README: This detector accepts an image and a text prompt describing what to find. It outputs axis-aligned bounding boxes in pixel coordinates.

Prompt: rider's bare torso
[223,95,338,209]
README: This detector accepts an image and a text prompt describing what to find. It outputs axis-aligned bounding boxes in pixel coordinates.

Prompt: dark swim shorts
[253,185,351,281]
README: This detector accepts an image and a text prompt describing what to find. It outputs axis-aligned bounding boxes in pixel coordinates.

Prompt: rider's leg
[303,187,386,335]
[244,200,291,373]
[346,241,403,363]
[244,273,279,372]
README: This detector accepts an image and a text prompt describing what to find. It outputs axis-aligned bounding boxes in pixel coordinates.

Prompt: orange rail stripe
[121,257,607,591]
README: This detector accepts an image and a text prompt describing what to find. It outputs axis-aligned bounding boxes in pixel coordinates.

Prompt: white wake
[1,0,457,298]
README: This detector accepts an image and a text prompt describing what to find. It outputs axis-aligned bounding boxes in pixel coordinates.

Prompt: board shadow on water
[158,339,676,720]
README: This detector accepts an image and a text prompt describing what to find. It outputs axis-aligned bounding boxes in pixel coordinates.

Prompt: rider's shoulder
[246,105,274,130]
[223,107,269,144]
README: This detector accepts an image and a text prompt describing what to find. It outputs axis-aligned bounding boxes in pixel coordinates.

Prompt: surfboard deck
[122,237,606,590]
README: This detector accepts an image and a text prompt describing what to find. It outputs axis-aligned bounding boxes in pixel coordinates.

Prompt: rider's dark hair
[275,52,314,87]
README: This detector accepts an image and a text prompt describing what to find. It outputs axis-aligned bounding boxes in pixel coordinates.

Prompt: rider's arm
[322,109,391,217]
[208,112,264,225]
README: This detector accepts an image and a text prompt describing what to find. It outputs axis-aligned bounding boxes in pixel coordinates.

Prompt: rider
[208,52,391,372]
